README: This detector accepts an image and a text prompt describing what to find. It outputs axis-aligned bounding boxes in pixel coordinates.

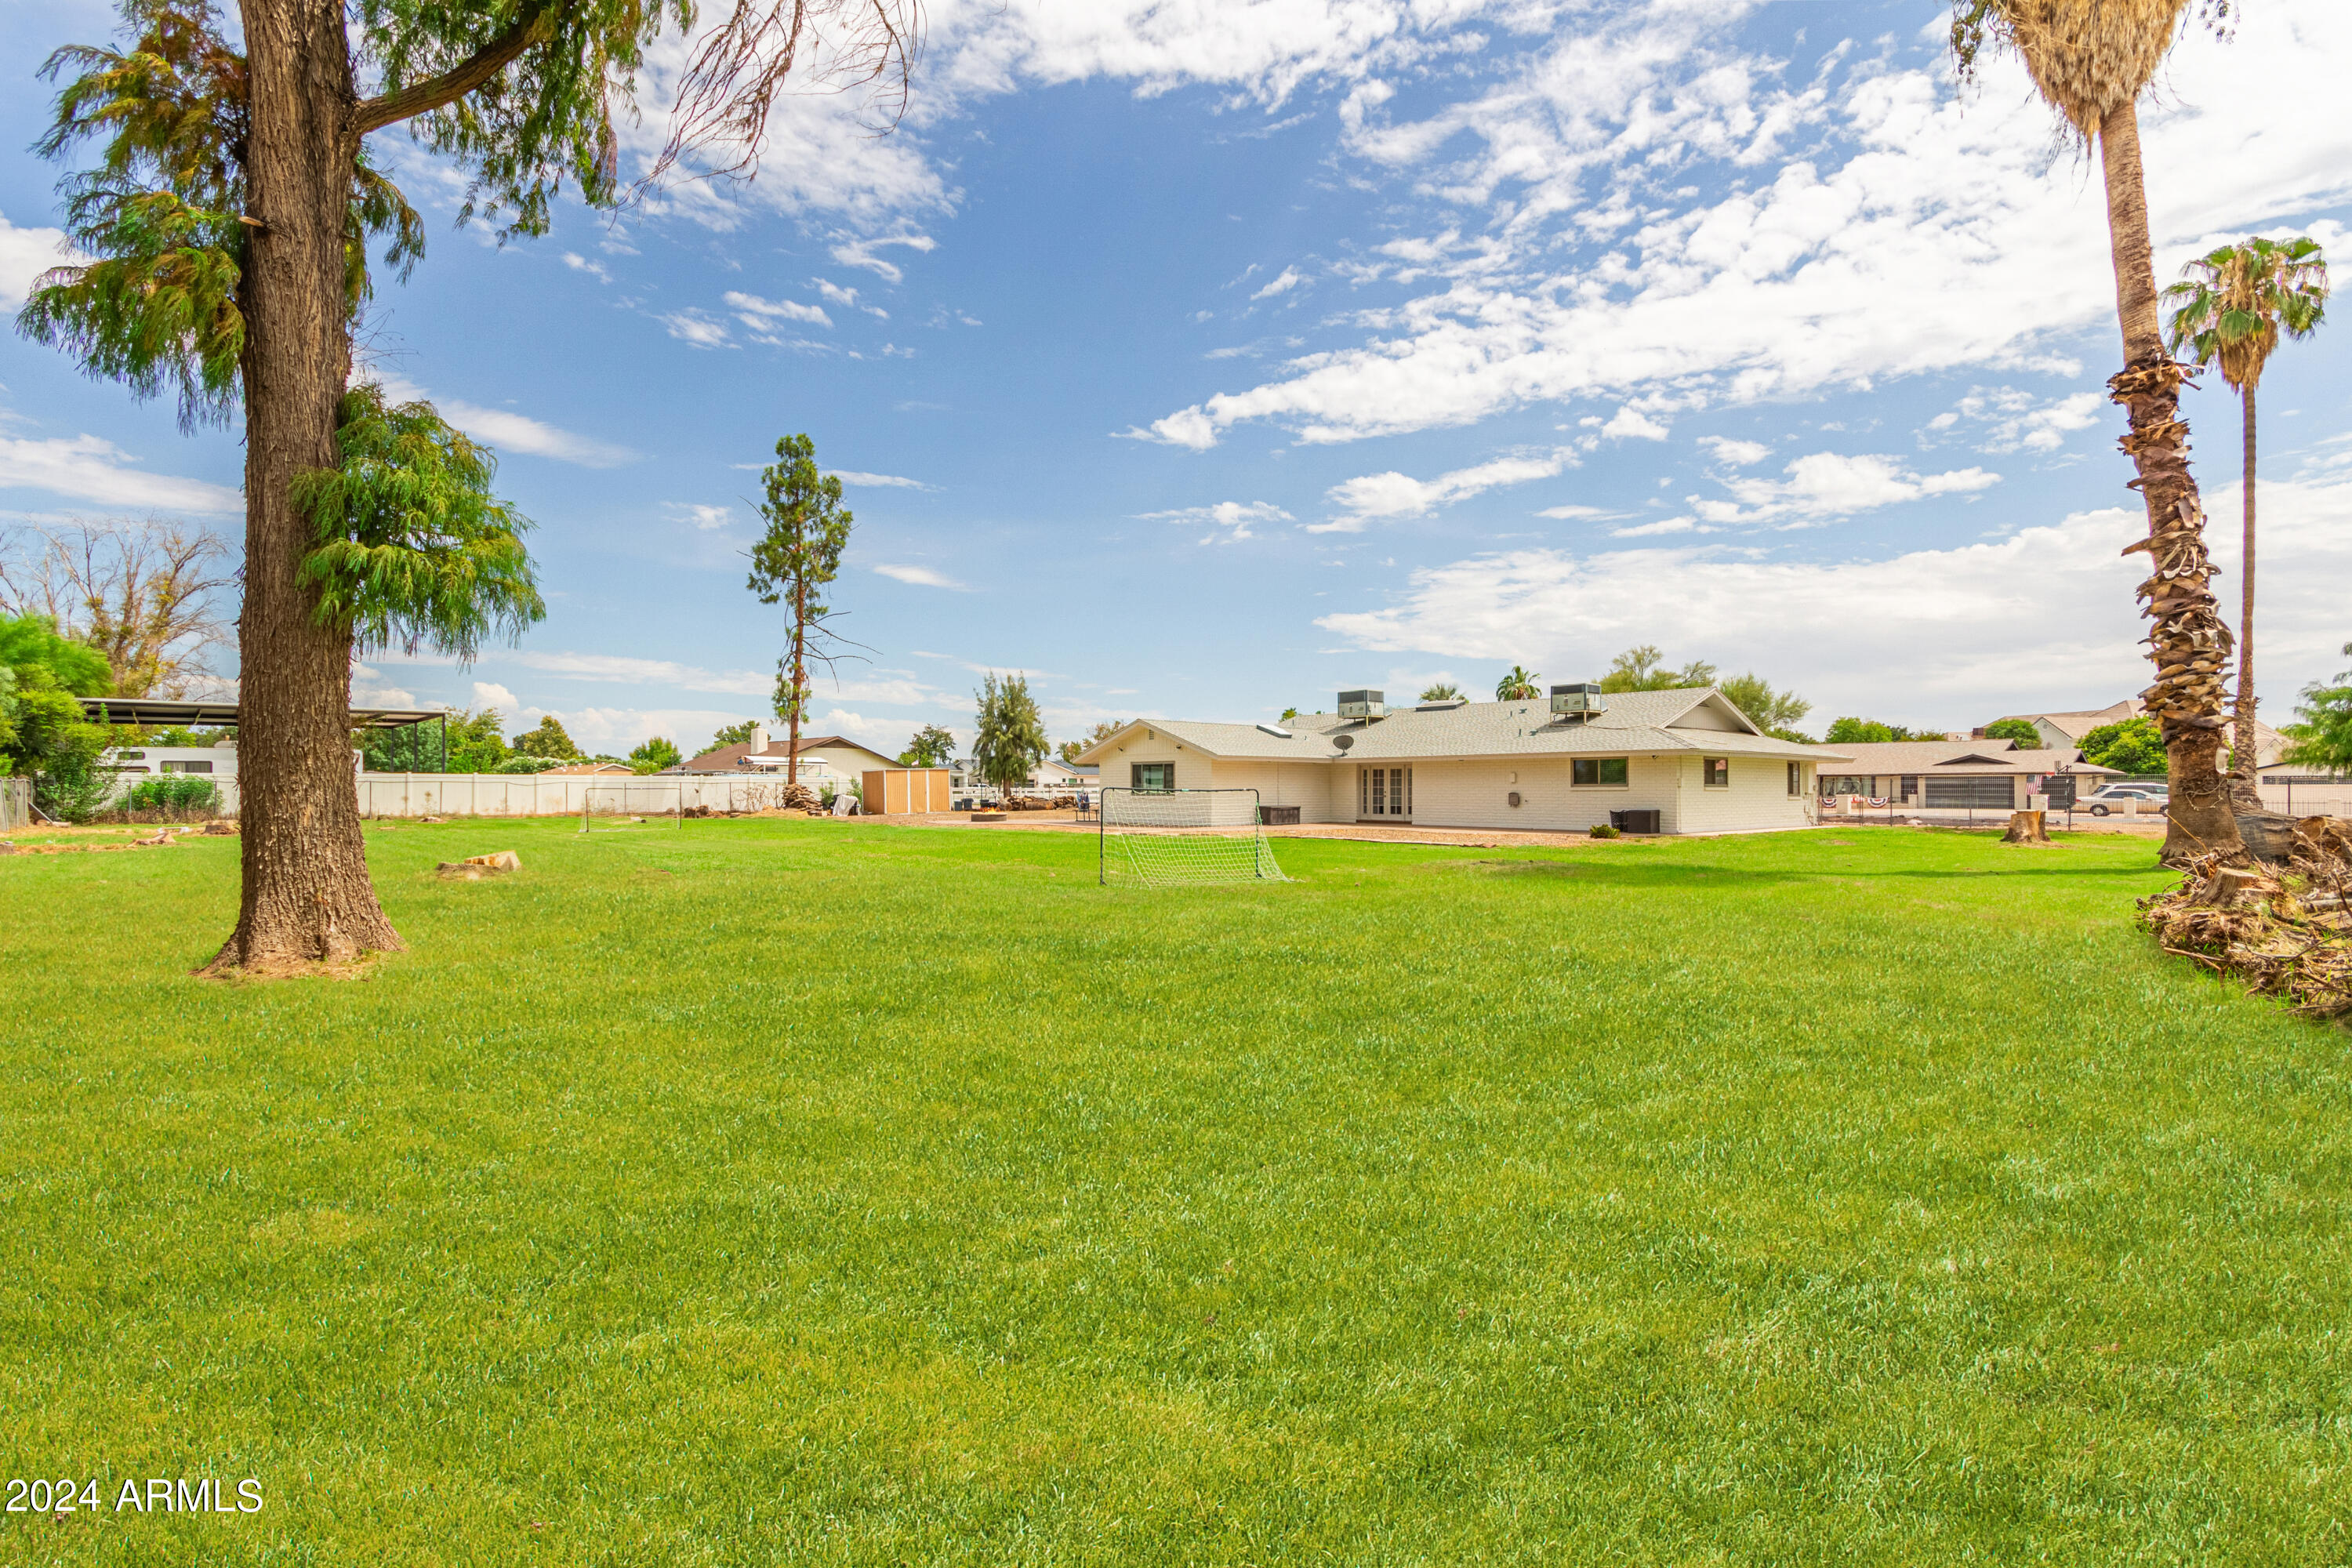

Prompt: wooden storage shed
[862,768,953,815]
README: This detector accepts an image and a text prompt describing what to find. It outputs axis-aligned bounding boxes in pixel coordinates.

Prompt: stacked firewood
[2140,816,2352,1019]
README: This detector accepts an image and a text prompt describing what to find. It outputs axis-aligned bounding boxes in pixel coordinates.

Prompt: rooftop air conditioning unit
[1337,688,1386,720]
[1550,682,1606,721]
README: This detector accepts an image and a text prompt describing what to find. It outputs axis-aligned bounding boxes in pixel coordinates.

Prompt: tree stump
[2001,810,2053,845]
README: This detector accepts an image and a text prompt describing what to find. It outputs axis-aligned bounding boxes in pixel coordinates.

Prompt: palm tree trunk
[2097,102,2246,866]
[2229,383,2263,811]
[209,0,405,974]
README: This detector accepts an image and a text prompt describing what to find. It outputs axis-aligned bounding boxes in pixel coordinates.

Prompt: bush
[34,757,118,823]
[2080,716,2166,775]
[121,774,222,816]
[1588,822,1621,839]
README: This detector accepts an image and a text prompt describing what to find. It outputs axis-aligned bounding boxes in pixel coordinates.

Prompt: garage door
[1923,775,2015,808]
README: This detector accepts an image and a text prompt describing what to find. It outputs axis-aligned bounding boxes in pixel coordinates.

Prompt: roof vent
[1550,683,1606,722]
[1416,699,1466,711]
[1257,722,1293,738]
[1337,688,1386,720]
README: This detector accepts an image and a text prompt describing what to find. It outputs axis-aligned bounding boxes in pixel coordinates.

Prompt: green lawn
[2,818,2346,1565]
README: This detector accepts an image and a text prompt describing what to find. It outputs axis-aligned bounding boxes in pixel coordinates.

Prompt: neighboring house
[1032,756,1089,788]
[537,761,633,776]
[1817,739,2121,810]
[1991,699,2292,769]
[1077,688,1841,835]
[678,726,898,786]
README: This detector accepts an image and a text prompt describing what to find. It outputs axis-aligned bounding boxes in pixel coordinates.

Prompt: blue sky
[4,0,2349,757]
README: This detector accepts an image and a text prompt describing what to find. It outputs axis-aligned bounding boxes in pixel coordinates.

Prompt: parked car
[2078,782,2168,817]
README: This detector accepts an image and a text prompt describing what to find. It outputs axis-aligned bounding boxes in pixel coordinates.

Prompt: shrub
[34,756,116,823]
[122,774,222,816]
[1588,822,1621,839]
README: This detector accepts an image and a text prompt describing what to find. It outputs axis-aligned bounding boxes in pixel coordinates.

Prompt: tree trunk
[208,0,404,974]
[786,579,805,787]
[2229,383,2263,811]
[2096,103,2246,867]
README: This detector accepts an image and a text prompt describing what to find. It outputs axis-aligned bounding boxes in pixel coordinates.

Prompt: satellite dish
[1334,734,1354,751]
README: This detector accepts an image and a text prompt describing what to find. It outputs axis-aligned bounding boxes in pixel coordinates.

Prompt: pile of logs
[2139,816,2352,1020]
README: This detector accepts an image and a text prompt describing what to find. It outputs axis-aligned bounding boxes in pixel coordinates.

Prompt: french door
[1358,765,1412,819]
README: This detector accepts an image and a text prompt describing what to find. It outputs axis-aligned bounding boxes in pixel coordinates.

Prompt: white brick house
[1077,688,1843,835]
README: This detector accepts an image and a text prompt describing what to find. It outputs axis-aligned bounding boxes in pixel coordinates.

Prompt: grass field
[2,818,2346,1565]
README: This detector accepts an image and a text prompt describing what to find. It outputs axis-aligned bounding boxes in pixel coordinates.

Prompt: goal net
[1098,787,1287,887]
[581,777,684,832]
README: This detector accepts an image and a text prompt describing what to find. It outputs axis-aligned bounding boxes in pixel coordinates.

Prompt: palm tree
[1495,666,1541,702]
[1418,681,1466,702]
[1953,0,2245,864]
[2163,237,2331,811]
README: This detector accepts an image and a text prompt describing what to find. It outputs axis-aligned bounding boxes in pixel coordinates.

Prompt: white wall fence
[346,773,869,818]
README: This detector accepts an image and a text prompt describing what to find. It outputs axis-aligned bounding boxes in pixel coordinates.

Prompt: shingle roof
[1819,739,2122,776]
[679,735,896,772]
[1082,689,1846,765]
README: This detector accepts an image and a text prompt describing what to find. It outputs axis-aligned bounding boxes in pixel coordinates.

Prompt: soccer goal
[1098,786,1288,887]
[581,777,684,832]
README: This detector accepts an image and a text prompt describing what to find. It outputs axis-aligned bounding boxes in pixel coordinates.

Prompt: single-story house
[1076,687,1842,835]
[1816,739,2121,810]
[678,727,898,786]
[537,760,633,776]
[1032,756,1092,788]
[1991,698,2292,769]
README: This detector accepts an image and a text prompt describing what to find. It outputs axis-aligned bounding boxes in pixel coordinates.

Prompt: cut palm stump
[2002,810,2053,845]
[2139,817,2352,1020]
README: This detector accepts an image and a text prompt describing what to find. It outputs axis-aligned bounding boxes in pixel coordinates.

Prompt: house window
[1358,766,1411,818]
[1703,757,1730,789]
[1571,757,1628,786]
[1899,775,1918,801]
[1788,761,1801,797]
[162,760,213,774]
[1132,762,1174,790]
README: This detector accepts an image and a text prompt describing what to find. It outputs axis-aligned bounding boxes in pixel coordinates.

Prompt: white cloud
[1933,387,2107,453]
[666,503,733,530]
[1694,452,1999,528]
[829,234,937,285]
[373,375,639,467]
[0,434,243,513]
[659,310,735,349]
[541,706,753,753]
[1314,474,2352,725]
[1602,407,1669,442]
[1250,266,1306,300]
[472,681,520,712]
[510,651,771,695]
[724,290,833,330]
[815,278,889,318]
[1700,437,1773,466]
[0,212,79,310]
[873,562,968,588]
[1149,5,2352,448]
[561,252,612,282]
[1536,503,1621,521]
[1136,499,1293,543]
[829,470,935,489]
[350,662,417,709]
[1317,448,1577,532]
